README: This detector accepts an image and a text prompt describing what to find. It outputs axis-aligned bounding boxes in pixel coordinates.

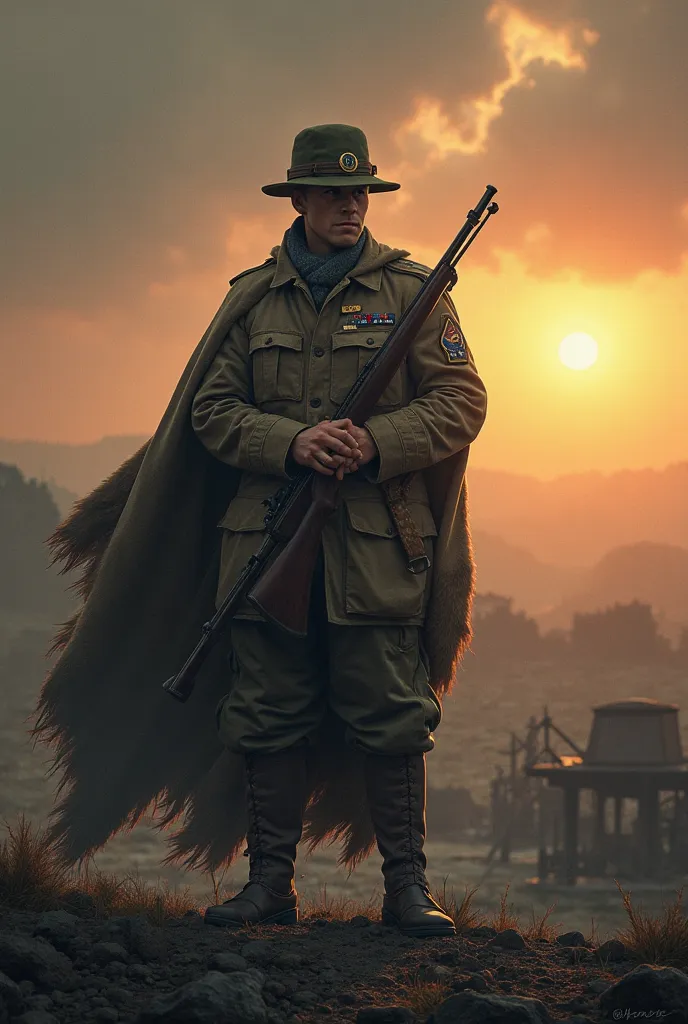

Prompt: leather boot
[204,746,307,928]
[364,753,456,937]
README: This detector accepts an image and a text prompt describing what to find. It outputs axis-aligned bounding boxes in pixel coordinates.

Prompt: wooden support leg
[563,787,579,886]
[614,796,623,869]
[594,792,606,874]
[642,784,661,879]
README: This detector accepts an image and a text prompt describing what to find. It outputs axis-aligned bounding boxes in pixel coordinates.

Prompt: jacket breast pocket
[249,331,304,404]
[330,329,403,410]
[344,498,437,619]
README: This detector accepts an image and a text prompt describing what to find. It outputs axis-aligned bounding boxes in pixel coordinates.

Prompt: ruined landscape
[2,443,688,1022]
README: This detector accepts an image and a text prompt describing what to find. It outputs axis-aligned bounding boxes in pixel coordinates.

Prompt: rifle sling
[382,474,429,571]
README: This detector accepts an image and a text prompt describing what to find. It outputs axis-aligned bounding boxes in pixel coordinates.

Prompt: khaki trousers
[216,565,441,755]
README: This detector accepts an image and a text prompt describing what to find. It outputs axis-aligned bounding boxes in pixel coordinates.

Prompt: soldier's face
[291,186,369,254]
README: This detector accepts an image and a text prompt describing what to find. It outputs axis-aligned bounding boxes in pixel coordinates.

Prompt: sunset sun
[559,332,599,371]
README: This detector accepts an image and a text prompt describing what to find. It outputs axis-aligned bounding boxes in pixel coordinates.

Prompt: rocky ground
[1,901,687,1024]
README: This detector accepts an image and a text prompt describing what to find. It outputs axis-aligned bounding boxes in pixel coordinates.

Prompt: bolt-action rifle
[163,185,499,702]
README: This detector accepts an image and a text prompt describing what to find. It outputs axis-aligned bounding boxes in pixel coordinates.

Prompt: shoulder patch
[440,314,468,364]
[228,257,277,287]
[387,257,433,281]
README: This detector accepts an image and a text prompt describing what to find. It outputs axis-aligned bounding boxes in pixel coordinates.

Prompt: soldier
[193,123,488,935]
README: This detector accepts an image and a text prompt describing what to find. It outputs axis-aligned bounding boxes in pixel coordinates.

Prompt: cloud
[396,1,598,160]
[1,0,688,449]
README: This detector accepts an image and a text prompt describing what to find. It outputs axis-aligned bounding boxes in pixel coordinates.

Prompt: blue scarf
[285,216,367,310]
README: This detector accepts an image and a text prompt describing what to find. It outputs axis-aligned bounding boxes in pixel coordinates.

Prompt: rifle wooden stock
[247,475,340,634]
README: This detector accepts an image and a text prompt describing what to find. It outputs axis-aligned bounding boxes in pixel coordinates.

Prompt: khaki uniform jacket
[191,228,487,626]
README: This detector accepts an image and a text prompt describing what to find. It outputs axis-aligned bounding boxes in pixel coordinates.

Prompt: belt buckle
[407,554,431,575]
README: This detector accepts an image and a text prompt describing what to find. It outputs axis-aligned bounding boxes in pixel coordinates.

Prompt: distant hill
[537,541,688,640]
[45,480,79,519]
[472,530,579,614]
[0,436,147,498]
[467,463,688,566]
[2,435,688,578]
[0,463,74,622]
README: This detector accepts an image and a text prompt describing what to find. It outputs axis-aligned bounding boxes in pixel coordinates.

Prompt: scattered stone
[0,969,25,1014]
[133,969,266,1023]
[595,938,627,962]
[90,942,130,966]
[0,934,78,992]
[350,916,372,928]
[106,985,136,1008]
[599,963,688,1021]
[26,994,53,1010]
[555,931,586,948]
[355,1008,416,1023]
[434,990,553,1023]
[272,951,302,970]
[93,1010,119,1023]
[13,1013,60,1024]
[105,961,128,979]
[452,973,489,993]
[292,989,318,1006]
[457,954,484,972]
[33,911,80,954]
[241,940,275,964]
[102,917,167,962]
[586,977,610,994]
[419,962,453,982]
[59,890,97,919]
[208,951,249,972]
[490,928,526,950]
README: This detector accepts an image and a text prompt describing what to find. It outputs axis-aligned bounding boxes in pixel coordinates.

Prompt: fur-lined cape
[32,249,475,873]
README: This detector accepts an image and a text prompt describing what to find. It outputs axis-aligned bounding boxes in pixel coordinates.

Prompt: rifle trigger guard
[407,554,431,575]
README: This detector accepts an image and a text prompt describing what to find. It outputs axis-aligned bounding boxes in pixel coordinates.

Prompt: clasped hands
[289,418,377,480]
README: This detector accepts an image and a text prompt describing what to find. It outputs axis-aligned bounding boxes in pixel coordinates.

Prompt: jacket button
[313,347,324,357]
[366,337,375,345]
[310,398,322,408]
[385,526,395,536]
[265,336,273,345]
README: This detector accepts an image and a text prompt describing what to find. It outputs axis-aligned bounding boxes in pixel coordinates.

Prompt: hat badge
[339,152,359,172]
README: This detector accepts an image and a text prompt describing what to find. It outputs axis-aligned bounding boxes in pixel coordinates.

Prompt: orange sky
[1,0,687,478]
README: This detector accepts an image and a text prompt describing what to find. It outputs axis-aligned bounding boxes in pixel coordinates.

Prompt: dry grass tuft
[399,972,452,1017]
[434,880,484,933]
[302,883,380,921]
[0,816,72,911]
[587,915,602,948]
[0,817,198,923]
[521,901,561,942]
[487,883,520,932]
[80,865,197,924]
[615,881,688,971]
